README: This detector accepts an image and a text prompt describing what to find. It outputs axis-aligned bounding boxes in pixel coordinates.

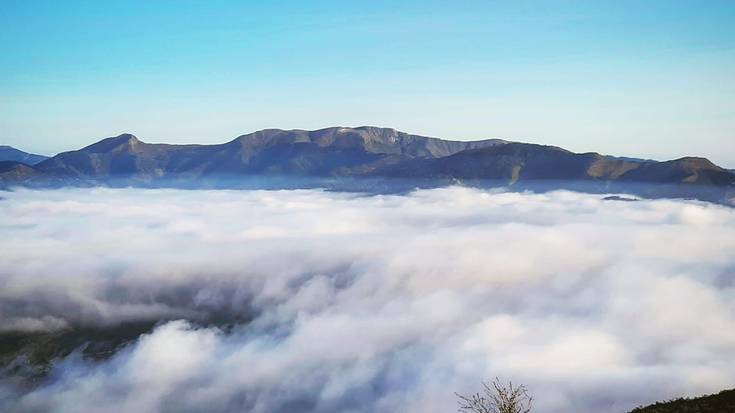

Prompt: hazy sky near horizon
[1,1,734,166]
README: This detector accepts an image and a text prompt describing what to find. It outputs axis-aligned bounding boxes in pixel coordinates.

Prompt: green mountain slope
[629,389,735,413]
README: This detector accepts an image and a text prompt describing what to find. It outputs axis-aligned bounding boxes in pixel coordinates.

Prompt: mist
[1,187,734,413]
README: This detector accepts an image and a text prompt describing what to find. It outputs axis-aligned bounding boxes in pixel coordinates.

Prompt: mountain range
[1,126,734,203]
[0,145,47,165]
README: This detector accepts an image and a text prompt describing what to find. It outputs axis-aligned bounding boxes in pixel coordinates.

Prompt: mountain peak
[83,133,141,153]
[669,156,718,167]
[110,133,140,144]
[118,133,138,140]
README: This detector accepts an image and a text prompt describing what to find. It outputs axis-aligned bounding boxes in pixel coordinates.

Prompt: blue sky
[1,0,734,166]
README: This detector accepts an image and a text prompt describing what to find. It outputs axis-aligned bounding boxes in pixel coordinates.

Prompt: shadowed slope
[371,142,735,186]
[0,146,48,165]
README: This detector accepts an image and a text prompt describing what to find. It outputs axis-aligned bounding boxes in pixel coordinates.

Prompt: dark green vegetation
[629,388,735,413]
[0,317,245,389]
[0,322,157,387]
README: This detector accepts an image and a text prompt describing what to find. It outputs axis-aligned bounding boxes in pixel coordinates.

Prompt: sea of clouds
[1,186,734,413]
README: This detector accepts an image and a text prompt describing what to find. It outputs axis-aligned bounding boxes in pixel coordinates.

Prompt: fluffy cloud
[1,187,734,413]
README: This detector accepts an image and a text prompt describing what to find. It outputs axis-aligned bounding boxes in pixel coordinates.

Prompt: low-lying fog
[1,187,734,413]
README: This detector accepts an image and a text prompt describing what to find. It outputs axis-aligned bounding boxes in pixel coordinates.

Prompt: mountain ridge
[0,145,48,165]
[2,127,734,204]
[31,127,508,180]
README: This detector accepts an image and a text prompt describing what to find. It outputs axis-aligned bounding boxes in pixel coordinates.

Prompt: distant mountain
[372,142,735,186]
[34,127,505,180]
[0,146,48,165]
[0,161,66,188]
[2,126,734,203]
[628,388,735,413]
[0,161,39,182]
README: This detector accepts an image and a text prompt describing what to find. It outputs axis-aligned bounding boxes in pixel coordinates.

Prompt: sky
[1,0,734,167]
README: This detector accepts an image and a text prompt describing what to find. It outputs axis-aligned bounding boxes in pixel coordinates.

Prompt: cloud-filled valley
[1,187,734,413]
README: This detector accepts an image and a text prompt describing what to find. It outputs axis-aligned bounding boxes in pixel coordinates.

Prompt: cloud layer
[1,187,734,413]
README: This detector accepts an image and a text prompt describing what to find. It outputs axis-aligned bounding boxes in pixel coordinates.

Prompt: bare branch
[456,378,533,413]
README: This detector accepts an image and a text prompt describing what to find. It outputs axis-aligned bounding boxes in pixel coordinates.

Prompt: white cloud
[1,187,734,413]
